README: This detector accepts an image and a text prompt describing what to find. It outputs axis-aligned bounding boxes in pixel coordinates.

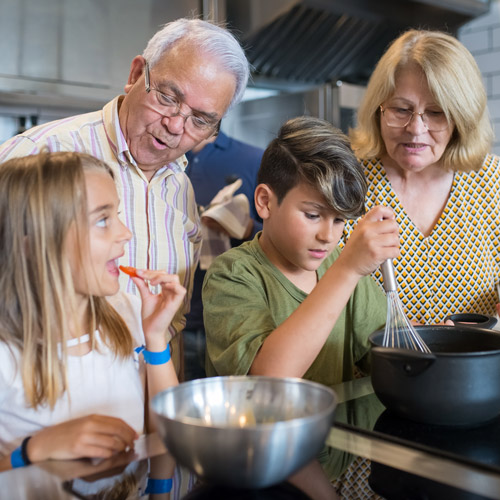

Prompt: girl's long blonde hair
[0,152,133,408]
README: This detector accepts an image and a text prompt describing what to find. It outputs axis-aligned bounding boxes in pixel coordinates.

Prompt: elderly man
[0,18,250,374]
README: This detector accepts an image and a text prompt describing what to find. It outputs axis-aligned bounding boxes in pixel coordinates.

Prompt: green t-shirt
[202,233,387,387]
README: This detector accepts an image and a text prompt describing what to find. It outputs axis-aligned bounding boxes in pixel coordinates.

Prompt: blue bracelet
[10,437,32,468]
[145,478,173,494]
[135,345,171,365]
[10,447,24,469]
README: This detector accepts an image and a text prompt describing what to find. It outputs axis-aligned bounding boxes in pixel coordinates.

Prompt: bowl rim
[151,375,338,430]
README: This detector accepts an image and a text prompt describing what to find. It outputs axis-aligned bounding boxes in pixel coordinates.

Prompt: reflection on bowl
[151,376,337,489]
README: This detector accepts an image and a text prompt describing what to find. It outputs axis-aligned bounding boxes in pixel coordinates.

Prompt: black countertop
[2,377,500,499]
[327,377,500,499]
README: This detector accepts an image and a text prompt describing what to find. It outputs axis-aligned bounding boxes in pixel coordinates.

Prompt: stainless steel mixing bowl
[151,376,337,488]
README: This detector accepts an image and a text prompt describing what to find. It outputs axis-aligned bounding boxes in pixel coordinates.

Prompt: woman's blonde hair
[350,29,494,172]
[0,152,133,408]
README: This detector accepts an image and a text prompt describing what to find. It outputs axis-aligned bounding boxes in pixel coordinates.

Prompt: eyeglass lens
[145,62,216,137]
[381,106,448,131]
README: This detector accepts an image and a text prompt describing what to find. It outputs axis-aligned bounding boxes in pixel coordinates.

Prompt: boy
[202,117,399,489]
[202,116,399,387]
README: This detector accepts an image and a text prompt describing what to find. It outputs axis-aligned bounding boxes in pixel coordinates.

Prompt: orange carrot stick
[119,265,138,278]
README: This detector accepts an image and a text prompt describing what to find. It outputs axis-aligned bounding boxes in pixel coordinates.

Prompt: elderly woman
[346,29,500,324]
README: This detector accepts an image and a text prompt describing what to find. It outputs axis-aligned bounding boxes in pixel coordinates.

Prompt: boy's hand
[131,270,186,346]
[341,205,400,277]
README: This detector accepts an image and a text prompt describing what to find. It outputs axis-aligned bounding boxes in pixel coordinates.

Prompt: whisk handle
[381,259,398,292]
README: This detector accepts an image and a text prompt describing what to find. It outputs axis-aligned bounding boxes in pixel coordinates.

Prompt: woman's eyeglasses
[380,105,449,132]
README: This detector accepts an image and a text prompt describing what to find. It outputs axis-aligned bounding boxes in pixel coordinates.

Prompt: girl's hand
[127,269,183,403]
[130,270,187,344]
[26,414,138,463]
[340,205,400,277]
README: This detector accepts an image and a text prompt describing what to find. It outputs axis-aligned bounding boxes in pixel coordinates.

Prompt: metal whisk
[380,260,432,353]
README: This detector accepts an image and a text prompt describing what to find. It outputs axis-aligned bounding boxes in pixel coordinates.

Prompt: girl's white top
[0,292,146,455]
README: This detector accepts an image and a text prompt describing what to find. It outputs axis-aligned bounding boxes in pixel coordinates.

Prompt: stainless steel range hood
[227,0,490,87]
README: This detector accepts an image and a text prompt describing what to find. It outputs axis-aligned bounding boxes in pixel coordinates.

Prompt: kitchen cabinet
[0,0,199,109]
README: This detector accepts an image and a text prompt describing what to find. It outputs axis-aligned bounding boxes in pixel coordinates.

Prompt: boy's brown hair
[258,116,367,219]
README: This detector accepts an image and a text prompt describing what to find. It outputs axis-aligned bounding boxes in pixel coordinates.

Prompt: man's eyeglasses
[144,61,219,138]
[379,105,449,132]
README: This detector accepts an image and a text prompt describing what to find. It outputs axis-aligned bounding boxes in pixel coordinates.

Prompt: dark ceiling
[229,0,490,86]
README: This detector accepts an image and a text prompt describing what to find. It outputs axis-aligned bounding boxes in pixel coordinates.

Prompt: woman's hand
[340,205,400,277]
[26,414,138,463]
[130,270,186,347]
[425,319,454,326]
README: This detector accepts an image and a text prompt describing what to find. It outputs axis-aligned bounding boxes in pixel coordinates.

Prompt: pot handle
[372,347,436,376]
[445,313,498,330]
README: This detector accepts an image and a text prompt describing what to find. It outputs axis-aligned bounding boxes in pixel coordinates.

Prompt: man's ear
[124,56,145,94]
[254,184,274,220]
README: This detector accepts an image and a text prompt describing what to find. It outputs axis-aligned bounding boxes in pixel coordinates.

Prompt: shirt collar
[102,96,133,167]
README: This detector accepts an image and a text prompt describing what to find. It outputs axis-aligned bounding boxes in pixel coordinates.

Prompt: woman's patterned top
[343,155,500,324]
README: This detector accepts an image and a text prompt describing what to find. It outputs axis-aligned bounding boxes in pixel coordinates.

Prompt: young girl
[0,152,185,472]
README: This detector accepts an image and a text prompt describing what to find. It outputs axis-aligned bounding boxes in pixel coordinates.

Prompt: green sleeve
[202,256,276,377]
[347,275,387,375]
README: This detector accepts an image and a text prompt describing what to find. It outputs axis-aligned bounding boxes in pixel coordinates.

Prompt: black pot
[369,316,500,426]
